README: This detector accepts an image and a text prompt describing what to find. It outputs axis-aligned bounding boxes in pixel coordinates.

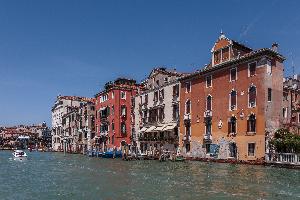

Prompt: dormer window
[214,50,221,64]
[222,47,229,61]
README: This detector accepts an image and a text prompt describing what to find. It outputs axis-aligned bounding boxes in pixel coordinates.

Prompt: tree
[269,128,300,153]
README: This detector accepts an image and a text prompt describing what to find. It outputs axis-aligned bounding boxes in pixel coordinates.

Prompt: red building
[95,78,140,151]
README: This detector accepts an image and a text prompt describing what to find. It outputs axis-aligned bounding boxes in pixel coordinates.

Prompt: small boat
[102,150,122,158]
[173,155,185,162]
[12,150,27,160]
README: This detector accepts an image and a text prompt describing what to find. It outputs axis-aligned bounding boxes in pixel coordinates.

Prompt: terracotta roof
[181,48,285,81]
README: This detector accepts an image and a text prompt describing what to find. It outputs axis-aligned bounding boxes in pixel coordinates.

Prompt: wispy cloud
[239,0,278,40]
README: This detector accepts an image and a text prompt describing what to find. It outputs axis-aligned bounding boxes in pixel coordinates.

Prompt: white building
[51,95,94,152]
[132,68,186,155]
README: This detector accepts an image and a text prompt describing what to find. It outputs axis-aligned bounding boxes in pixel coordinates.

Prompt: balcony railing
[266,153,300,165]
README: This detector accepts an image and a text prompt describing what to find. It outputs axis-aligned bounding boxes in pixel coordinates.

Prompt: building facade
[78,101,96,152]
[282,74,300,134]
[179,33,285,161]
[51,95,94,152]
[95,78,139,152]
[132,68,185,155]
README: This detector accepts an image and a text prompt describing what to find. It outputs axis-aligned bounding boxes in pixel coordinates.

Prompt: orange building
[179,33,285,161]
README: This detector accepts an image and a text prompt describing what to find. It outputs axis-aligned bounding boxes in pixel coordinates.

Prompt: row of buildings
[0,122,51,149]
[51,33,300,161]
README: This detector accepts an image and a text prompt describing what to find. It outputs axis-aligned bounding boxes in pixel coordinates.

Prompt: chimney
[271,42,278,52]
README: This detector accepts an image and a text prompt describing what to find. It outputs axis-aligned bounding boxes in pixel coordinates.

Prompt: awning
[140,127,148,132]
[163,123,177,131]
[154,125,166,131]
[145,126,156,132]
[18,136,30,139]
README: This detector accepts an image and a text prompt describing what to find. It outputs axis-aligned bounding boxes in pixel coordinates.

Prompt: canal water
[0,151,299,200]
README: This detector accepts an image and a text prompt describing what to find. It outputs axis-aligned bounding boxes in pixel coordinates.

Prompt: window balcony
[183,135,191,142]
[204,110,212,117]
[246,131,256,136]
[184,114,191,121]
[203,134,212,143]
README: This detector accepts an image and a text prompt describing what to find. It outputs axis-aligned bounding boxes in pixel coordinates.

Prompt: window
[185,100,191,114]
[266,60,272,75]
[247,114,256,133]
[121,91,126,99]
[154,91,158,102]
[112,92,114,99]
[206,75,212,88]
[100,94,108,103]
[164,77,168,83]
[205,144,211,154]
[156,80,159,87]
[121,123,126,134]
[111,135,114,144]
[268,88,272,102]
[222,47,229,61]
[111,106,114,115]
[159,89,164,100]
[158,107,165,121]
[248,143,255,156]
[283,92,288,101]
[185,125,191,136]
[248,62,256,77]
[248,85,256,107]
[185,143,190,152]
[173,84,179,97]
[214,50,221,63]
[121,106,126,116]
[228,116,237,134]
[112,123,115,131]
[298,113,300,123]
[100,124,109,133]
[282,108,288,118]
[205,117,212,135]
[206,95,212,111]
[145,94,148,104]
[185,82,191,93]
[173,104,179,120]
[230,68,237,81]
[230,90,237,110]
[140,96,143,104]
[142,110,148,123]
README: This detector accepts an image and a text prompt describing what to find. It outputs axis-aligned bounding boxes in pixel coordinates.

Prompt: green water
[0,151,299,200]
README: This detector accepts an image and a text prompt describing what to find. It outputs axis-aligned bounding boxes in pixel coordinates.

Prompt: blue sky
[0,0,299,126]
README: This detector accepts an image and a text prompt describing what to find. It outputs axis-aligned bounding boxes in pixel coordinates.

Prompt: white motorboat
[12,150,27,160]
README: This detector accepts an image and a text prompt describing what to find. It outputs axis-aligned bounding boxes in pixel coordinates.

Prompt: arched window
[247,114,256,133]
[185,100,191,114]
[228,116,237,134]
[230,90,237,110]
[205,116,212,136]
[248,85,256,107]
[206,95,212,111]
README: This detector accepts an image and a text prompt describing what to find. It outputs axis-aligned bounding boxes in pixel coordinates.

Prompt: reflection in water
[0,151,299,200]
